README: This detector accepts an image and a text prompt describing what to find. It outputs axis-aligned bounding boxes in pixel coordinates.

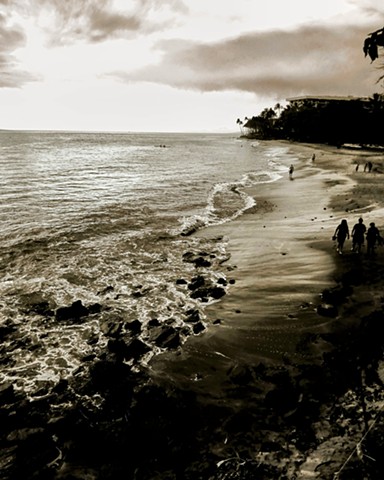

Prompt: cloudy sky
[1,0,384,132]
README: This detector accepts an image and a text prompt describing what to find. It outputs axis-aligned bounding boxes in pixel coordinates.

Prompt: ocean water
[0,130,295,396]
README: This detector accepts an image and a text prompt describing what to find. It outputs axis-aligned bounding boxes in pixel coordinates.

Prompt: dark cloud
[0,12,39,87]
[34,0,188,45]
[0,0,188,88]
[110,20,384,99]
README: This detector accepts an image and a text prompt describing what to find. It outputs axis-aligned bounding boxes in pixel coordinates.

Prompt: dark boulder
[125,338,151,361]
[89,360,134,392]
[151,326,181,350]
[55,300,89,322]
[193,322,205,335]
[317,303,338,318]
[108,339,128,361]
[210,286,226,299]
[125,319,142,335]
[185,308,201,323]
[88,302,102,314]
[194,257,212,268]
[0,383,16,404]
[188,275,205,291]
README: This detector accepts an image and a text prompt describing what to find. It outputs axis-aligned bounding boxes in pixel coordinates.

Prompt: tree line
[237,94,384,146]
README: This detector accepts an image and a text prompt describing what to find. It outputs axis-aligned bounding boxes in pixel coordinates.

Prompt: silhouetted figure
[289,164,294,180]
[312,153,316,162]
[333,219,349,254]
[355,162,359,172]
[366,222,382,256]
[351,217,366,253]
[364,161,373,172]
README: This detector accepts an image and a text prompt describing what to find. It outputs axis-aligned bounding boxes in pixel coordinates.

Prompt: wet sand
[148,142,384,477]
[151,142,384,392]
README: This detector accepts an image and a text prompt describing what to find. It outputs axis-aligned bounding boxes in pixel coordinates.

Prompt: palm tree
[236,118,244,134]
[274,103,282,116]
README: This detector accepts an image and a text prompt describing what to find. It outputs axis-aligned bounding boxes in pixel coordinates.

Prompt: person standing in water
[289,164,294,180]
[333,219,350,254]
[351,217,366,253]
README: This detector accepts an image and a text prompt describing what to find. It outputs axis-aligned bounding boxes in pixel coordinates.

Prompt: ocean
[0,130,296,397]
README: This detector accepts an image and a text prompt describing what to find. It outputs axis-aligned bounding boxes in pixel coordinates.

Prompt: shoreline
[150,141,365,385]
[2,139,384,479]
[148,141,384,477]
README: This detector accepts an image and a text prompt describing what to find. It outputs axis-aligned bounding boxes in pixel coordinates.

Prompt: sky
[1,0,384,133]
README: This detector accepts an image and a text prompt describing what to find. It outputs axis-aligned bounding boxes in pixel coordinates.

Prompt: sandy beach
[3,138,384,480]
[150,141,384,478]
[152,142,384,382]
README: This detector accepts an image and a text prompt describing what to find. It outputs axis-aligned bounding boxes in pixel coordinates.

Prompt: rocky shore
[2,253,384,480]
[2,143,384,479]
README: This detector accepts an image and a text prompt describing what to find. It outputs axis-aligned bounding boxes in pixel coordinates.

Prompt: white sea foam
[0,131,294,396]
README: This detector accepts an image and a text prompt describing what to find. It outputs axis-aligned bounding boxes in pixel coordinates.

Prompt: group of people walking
[333,217,383,256]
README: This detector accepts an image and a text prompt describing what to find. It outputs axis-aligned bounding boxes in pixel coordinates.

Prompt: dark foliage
[243,94,384,146]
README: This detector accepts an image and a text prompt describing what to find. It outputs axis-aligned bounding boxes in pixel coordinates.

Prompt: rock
[108,339,128,361]
[193,322,205,335]
[125,319,142,335]
[317,303,338,318]
[189,288,209,300]
[148,318,160,327]
[151,326,181,350]
[88,303,102,314]
[0,322,17,340]
[89,360,134,392]
[55,300,89,322]
[125,338,151,360]
[185,309,201,323]
[188,275,205,291]
[190,285,226,300]
[210,286,226,299]
[0,383,16,404]
[194,257,211,268]
[51,379,68,394]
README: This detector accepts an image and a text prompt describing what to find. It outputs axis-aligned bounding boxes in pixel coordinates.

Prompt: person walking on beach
[289,164,294,180]
[366,222,382,256]
[351,217,366,253]
[333,219,349,255]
